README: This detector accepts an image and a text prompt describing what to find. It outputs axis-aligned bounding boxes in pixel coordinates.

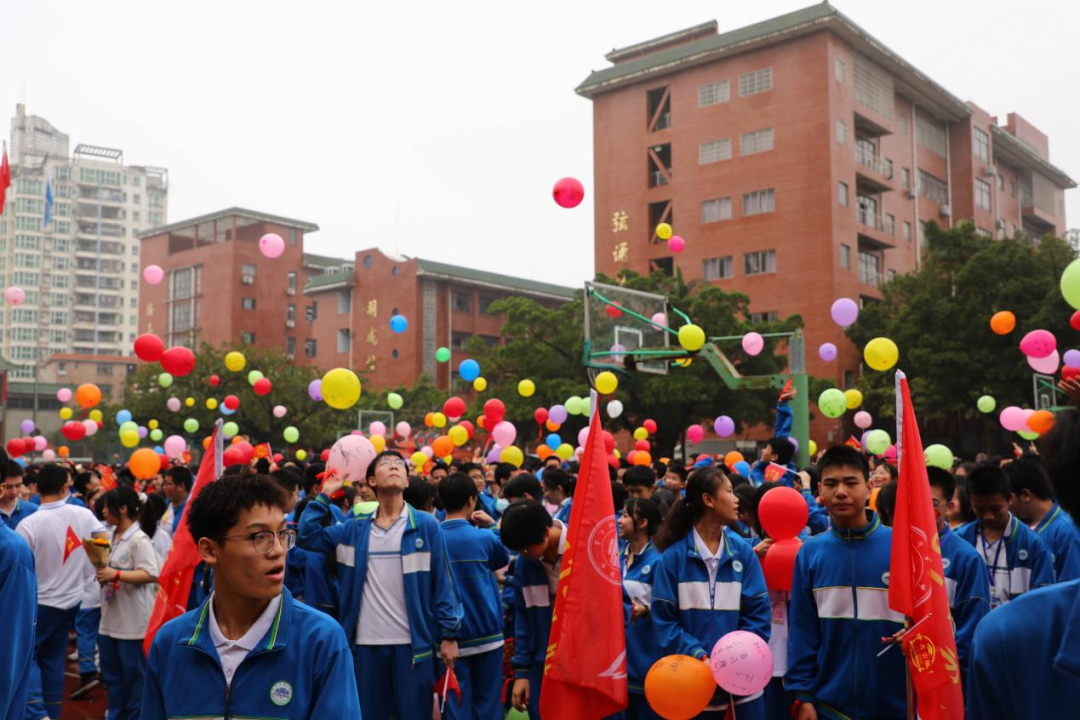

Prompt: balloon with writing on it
[709,630,773,696]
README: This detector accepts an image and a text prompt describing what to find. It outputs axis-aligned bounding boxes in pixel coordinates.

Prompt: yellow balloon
[370,434,387,453]
[322,368,362,409]
[500,446,524,468]
[556,443,574,460]
[518,379,536,397]
[433,412,447,428]
[89,409,103,422]
[809,440,818,456]
[443,455,453,465]
[148,419,159,430]
[59,407,73,420]
[185,397,195,407]
[225,351,246,372]
[296,449,308,461]
[614,449,622,459]
[449,425,468,447]
[206,398,218,410]
[864,337,900,372]
[678,324,706,352]
[120,430,139,448]
[656,222,673,241]
[674,358,693,367]
[473,377,487,392]
[633,427,648,441]
[411,451,429,468]
[844,389,863,410]
[595,371,618,395]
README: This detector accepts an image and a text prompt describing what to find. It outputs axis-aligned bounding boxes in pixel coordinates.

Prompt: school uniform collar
[1035,504,1063,535]
[1055,583,1080,679]
[829,511,882,541]
[114,523,139,543]
[208,591,282,654]
[622,539,654,565]
[685,527,732,562]
[978,514,1017,544]
[183,588,292,656]
[39,498,68,510]
[441,517,471,528]
[937,523,952,540]
[0,498,22,516]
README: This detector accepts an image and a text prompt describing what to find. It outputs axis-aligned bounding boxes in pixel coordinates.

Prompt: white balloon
[607,400,624,418]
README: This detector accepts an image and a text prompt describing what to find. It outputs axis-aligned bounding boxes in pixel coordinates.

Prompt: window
[836,120,847,144]
[858,250,881,286]
[749,311,778,324]
[242,332,256,344]
[1009,180,1016,198]
[901,167,911,189]
[305,302,318,322]
[899,115,909,136]
[338,289,351,314]
[286,336,296,357]
[839,182,849,207]
[835,58,846,82]
[15,235,41,250]
[852,53,895,120]
[997,175,1004,192]
[698,80,729,107]
[242,297,256,310]
[130,315,137,325]
[841,244,851,269]
[132,211,140,222]
[337,329,351,354]
[918,170,949,205]
[976,179,992,210]
[286,304,296,324]
[744,250,776,275]
[973,128,990,163]
[698,138,731,165]
[287,271,297,294]
[703,256,734,281]
[451,331,471,351]
[304,339,317,358]
[289,229,298,245]
[740,128,773,155]
[479,295,497,314]
[451,291,472,313]
[884,214,896,235]
[916,115,947,156]
[739,68,772,96]
[169,266,201,301]
[888,269,898,282]
[903,221,912,243]
[701,197,733,223]
[241,263,256,285]
[742,189,775,216]
[15,253,40,268]
[97,363,114,376]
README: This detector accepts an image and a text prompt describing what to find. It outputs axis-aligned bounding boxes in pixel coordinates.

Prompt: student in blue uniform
[967,397,1080,719]
[955,465,1054,608]
[0,463,37,529]
[749,387,797,486]
[438,473,510,720]
[651,466,771,719]
[161,466,192,535]
[785,446,906,720]
[542,467,574,523]
[141,473,359,719]
[926,467,991,692]
[0,454,36,720]
[1004,456,1080,582]
[298,450,461,720]
[618,497,663,719]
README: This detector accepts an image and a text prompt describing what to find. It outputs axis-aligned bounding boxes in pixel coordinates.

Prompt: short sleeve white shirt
[99,523,160,639]
[16,500,106,610]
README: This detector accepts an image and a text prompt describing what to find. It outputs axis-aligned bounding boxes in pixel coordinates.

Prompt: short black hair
[430,460,449,475]
[186,474,287,544]
[303,463,326,495]
[877,481,898,527]
[499,499,553,552]
[37,464,69,496]
[817,446,869,482]
[733,483,756,512]
[767,436,795,466]
[459,462,483,476]
[624,497,662,537]
[543,455,562,467]
[254,458,271,475]
[877,463,899,483]
[438,472,479,513]
[5,461,23,479]
[269,468,301,495]
[801,466,820,497]
[966,465,1012,500]
[1003,456,1054,501]
[166,466,193,492]
[1040,408,1080,518]
[522,456,543,473]
[542,467,573,495]
[925,467,955,501]
[366,450,405,480]
[73,471,95,497]
[623,466,656,489]
[665,464,688,483]
[494,462,516,485]
[730,474,750,491]
[103,486,141,526]
[503,473,542,502]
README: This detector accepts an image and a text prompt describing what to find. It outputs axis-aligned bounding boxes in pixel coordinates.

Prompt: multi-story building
[138,208,574,390]
[0,104,167,380]
[577,2,1075,441]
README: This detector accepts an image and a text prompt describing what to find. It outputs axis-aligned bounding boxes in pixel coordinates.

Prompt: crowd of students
[1,390,1078,720]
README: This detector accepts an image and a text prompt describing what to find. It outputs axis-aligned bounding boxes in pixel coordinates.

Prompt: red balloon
[643,419,658,434]
[61,421,87,442]
[22,438,35,454]
[6,439,25,457]
[222,446,245,467]
[223,395,240,410]
[626,450,637,465]
[1064,366,1080,382]
[484,399,506,424]
[1072,310,1080,331]
[535,408,549,425]
[443,397,466,419]
[602,430,616,453]
[320,449,331,462]
[758,486,810,541]
[459,420,475,439]
[160,346,196,377]
[608,453,619,468]
[762,538,802,591]
[635,439,651,452]
[273,453,284,463]
[209,375,221,387]
[552,177,585,209]
[253,378,272,396]
[133,333,165,362]
[605,302,623,319]
[232,441,255,465]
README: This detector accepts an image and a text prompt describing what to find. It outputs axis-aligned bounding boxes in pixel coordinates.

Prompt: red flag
[98,465,117,492]
[539,402,627,718]
[0,149,10,216]
[889,372,963,720]
[144,423,223,656]
[62,526,81,564]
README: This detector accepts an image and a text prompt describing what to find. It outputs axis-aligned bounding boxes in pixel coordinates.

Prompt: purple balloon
[713,415,735,437]
[486,445,503,463]
[549,404,568,425]
[831,298,859,328]
[137,426,149,439]
[308,379,323,401]
[19,419,34,434]
[787,436,799,455]
[818,342,838,362]
[1065,349,1080,369]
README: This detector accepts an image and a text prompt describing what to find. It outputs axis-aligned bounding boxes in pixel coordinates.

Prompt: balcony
[855,145,894,193]
[650,170,670,187]
[856,207,896,249]
[76,239,124,255]
[1020,189,1057,233]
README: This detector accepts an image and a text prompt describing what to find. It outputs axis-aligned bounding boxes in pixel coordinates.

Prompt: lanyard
[978,527,1007,593]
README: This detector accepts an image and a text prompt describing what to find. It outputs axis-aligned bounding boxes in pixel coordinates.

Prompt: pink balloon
[421,445,434,458]
[687,424,705,443]
[82,420,98,437]
[56,388,72,403]
[578,426,590,448]
[552,177,585,209]
[143,264,164,285]
[492,421,517,448]
[819,343,838,362]
[710,630,773,695]
[650,312,667,331]
[259,233,285,259]
[669,236,686,253]
[164,435,187,458]
[395,421,412,438]
[33,435,48,451]
[486,445,502,463]
[854,411,873,429]
[1019,330,1056,359]
[742,332,764,356]
[327,434,377,484]
[999,406,1027,432]
[831,298,859,327]
[41,449,56,462]
[4,286,26,305]
[166,397,181,412]
[273,405,287,418]
[1027,349,1060,374]
[369,421,387,437]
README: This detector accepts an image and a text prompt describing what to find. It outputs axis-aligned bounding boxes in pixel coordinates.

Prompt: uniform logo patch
[941,558,951,570]
[1019,549,1028,561]
[882,571,891,586]
[641,564,651,575]
[732,560,743,573]
[416,538,424,549]
[270,681,293,706]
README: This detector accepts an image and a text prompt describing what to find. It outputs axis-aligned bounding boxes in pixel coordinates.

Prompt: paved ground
[61,643,108,720]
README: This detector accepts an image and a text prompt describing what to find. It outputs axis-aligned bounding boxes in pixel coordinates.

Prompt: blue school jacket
[298,496,461,664]
[1033,503,1080,582]
[621,540,663,694]
[786,512,907,720]
[749,400,829,534]
[441,518,509,652]
[0,498,37,530]
[650,529,771,663]
[0,525,35,720]
[509,552,556,678]
[939,524,991,683]
[140,588,360,719]
[478,488,500,520]
[955,515,1055,606]
[968,579,1080,719]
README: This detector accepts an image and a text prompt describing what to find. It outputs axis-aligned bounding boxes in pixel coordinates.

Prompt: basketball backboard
[1033,373,1064,411]
[584,281,670,374]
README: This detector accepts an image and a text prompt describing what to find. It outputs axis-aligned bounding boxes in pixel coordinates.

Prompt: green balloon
[506,709,530,720]
[977,395,996,413]
[565,396,582,416]
[1061,257,1080,309]
[158,372,174,388]
[183,418,199,434]
[818,388,848,419]
[283,426,300,443]
[119,421,138,435]
[223,422,239,438]
[149,429,164,442]
[925,444,953,470]
[247,370,264,386]
[1017,428,1040,441]
[435,347,451,363]
[387,392,404,410]
[865,429,891,456]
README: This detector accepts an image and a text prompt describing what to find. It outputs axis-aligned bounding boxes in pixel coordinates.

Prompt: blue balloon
[220,405,236,416]
[116,409,133,425]
[734,460,751,477]
[545,433,562,449]
[389,315,408,334]
[153,445,164,454]
[459,359,480,382]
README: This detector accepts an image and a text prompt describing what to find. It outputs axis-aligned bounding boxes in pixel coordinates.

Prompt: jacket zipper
[848,528,859,718]
[224,683,231,720]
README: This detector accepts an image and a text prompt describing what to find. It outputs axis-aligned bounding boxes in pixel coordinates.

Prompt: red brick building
[138,209,574,389]
[577,2,1075,442]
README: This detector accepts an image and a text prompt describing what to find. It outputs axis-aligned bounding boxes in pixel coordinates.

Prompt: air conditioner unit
[940,204,952,217]
[286,288,296,296]
[241,274,254,285]
[906,188,916,200]
[285,319,295,328]
[985,165,997,177]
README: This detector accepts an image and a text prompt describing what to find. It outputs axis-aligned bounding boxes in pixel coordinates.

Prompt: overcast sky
[2,0,1076,288]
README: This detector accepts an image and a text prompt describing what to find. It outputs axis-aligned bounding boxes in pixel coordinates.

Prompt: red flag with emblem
[62,526,81,564]
[98,465,117,492]
[889,371,963,720]
[539,402,627,718]
[0,148,10,216]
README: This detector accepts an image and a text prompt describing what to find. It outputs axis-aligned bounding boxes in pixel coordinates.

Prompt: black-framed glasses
[216,528,296,554]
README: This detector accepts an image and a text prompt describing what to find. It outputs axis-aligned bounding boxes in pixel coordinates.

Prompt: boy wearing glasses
[141,474,359,719]
[299,450,462,720]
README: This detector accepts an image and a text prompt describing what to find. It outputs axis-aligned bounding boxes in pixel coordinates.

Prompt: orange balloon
[74,384,102,409]
[432,435,454,458]
[58,446,70,459]
[633,451,652,466]
[424,412,435,428]
[230,436,243,445]
[536,444,553,460]
[129,448,162,480]
[990,311,1016,335]
[1028,409,1056,435]
[644,655,716,720]
[477,415,486,430]
[545,420,561,432]
[203,436,212,450]
[724,451,745,470]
